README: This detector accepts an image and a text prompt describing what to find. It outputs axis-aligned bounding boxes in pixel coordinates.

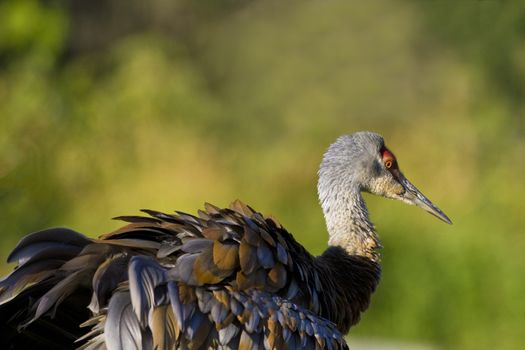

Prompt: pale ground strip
[347,338,439,350]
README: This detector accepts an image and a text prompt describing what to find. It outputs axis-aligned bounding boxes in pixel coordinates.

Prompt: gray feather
[30,269,85,323]
[218,323,239,345]
[105,292,147,350]
[0,259,63,304]
[128,256,167,327]
[7,228,90,262]
[7,242,84,266]
[167,281,184,330]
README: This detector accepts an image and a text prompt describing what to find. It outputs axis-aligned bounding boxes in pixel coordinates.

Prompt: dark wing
[0,200,347,349]
[79,255,347,350]
[0,228,97,349]
[104,200,324,314]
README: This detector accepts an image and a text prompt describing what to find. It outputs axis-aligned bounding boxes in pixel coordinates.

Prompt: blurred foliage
[1,0,524,349]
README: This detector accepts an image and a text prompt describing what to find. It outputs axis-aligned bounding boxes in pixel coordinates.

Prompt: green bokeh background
[1,1,524,349]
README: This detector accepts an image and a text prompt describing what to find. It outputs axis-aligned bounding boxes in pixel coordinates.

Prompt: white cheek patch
[367,174,404,198]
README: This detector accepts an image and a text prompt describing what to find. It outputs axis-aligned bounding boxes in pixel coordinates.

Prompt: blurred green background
[1,0,524,349]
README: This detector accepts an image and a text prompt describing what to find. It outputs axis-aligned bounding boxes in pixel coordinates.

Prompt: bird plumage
[0,131,449,349]
[1,201,366,350]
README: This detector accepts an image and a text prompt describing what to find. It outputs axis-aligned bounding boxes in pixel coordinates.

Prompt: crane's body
[0,132,450,349]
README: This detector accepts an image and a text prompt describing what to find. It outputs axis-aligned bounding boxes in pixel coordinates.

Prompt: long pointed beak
[397,173,452,224]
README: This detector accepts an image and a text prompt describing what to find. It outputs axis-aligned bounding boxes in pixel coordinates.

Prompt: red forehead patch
[380,146,395,160]
[380,145,399,171]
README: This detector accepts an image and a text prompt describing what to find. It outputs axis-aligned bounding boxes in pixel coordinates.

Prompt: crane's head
[318,131,451,224]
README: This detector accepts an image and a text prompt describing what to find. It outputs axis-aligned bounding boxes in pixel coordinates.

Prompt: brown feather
[178,284,196,305]
[267,263,287,290]
[201,227,224,241]
[230,199,255,217]
[239,240,258,274]
[212,289,230,307]
[150,305,177,350]
[193,255,225,285]
[204,202,221,215]
[238,329,256,350]
[243,226,261,247]
[212,240,239,271]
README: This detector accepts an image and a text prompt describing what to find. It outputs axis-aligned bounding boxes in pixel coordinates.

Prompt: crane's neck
[319,184,382,262]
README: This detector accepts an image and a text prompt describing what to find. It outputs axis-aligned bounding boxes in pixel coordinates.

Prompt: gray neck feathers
[317,137,382,262]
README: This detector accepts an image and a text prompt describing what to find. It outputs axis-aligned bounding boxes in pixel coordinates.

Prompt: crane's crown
[318,131,451,224]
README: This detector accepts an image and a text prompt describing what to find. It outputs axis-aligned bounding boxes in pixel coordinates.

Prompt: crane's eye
[380,145,397,170]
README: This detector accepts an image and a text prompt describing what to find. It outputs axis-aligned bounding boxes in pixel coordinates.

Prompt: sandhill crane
[0,131,451,350]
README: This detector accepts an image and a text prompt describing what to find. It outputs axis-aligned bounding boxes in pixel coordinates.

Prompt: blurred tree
[1,1,524,349]
[0,0,69,247]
